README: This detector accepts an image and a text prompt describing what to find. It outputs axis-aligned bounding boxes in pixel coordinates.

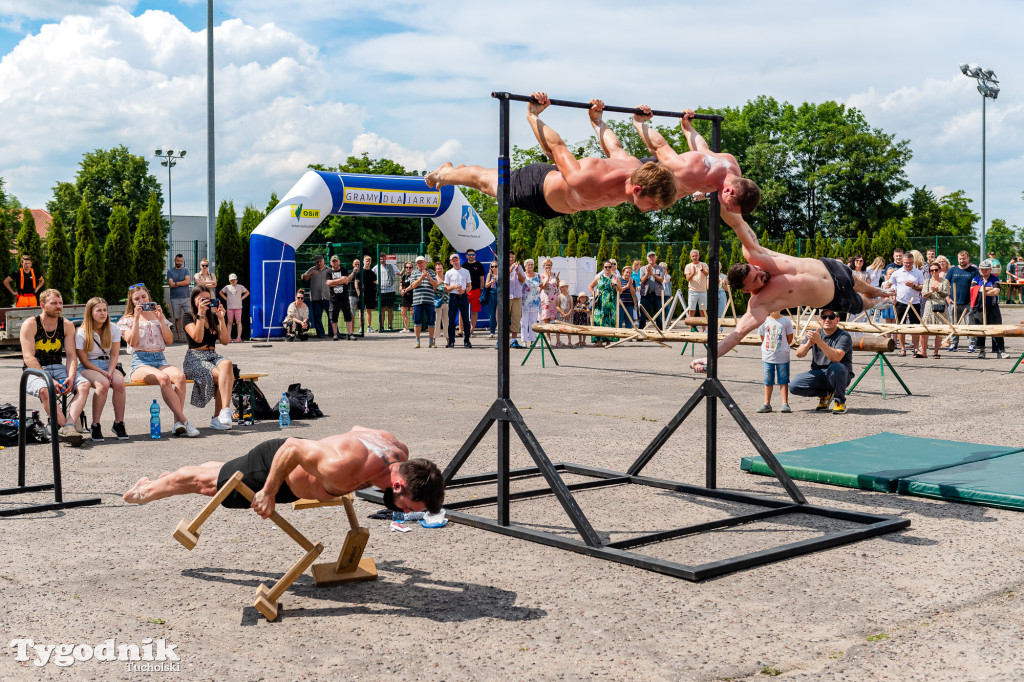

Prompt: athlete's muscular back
[283,427,409,501]
[663,151,741,199]
[543,156,640,213]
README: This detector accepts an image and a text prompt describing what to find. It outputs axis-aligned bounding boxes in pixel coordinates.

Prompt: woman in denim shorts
[76,297,129,441]
[117,284,198,437]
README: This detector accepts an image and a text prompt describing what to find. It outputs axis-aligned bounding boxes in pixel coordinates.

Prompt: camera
[141,302,157,312]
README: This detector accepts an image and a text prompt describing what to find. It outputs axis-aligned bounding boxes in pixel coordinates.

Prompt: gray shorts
[688,290,708,311]
[25,364,90,397]
[170,299,190,324]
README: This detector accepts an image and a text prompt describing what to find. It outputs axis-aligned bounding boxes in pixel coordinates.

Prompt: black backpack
[0,404,50,445]
[231,369,277,421]
[286,383,323,420]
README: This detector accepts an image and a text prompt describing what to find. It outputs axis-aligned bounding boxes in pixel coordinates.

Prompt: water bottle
[149,399,161,439]
[393,511,405,522]
[278,393,291,428]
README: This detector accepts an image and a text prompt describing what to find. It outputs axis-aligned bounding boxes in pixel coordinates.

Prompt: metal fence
[167,240,209,273]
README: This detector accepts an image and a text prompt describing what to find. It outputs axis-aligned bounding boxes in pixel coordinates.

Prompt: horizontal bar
[492,92,723,122]
[444,476,630,510]
[0,497,101,518]
[606,506,798,550]
[447,464,559,488]
[0,484,55,497]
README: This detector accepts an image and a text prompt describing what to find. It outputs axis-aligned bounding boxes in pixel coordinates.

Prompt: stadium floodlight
[959,63,1001,260]
[154,149,188,269]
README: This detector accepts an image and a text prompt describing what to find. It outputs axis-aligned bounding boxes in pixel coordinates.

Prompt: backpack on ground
[231,368,277,421]
[286,383,323,420]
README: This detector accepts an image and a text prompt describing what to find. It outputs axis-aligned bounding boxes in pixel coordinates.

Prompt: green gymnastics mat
[740,432,1022,493]
[897,451,1024,510]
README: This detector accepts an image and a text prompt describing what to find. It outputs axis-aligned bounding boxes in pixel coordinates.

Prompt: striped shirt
[410,267,437,306]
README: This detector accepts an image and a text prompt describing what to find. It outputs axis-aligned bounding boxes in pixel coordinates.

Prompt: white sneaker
[183,421,200,438]
[173,421,187,436]
[210,416,231,431]
[217,407,234,427]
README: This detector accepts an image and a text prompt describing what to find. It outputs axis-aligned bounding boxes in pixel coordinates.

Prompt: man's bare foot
[425,162,453,189]
[123,477,152,504]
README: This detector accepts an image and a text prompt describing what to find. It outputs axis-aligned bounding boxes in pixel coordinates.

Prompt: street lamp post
[154,149,187,269]
[959,63,1000,262]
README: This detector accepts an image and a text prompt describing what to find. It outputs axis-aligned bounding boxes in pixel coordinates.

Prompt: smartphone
[141,302,157,312]
[207,299,220,309]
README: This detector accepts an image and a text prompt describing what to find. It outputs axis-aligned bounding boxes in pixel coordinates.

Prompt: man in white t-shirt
[889,252,924,355]
[757,311,794,413]
[444,254,472,349]
[684,249,709,329]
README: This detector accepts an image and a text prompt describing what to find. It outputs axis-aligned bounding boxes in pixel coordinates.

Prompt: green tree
[47,145,163,247]
[265,192,280,215]
[986,219,1017,263]
[577,231,592,258]
[103,206,133,303]
[17,208,45,271]
[665,244,676,290]
[565,228,578,258]
[729,238,748,313]
[780,231,798,257]
[851,231,871,260]
[45,212,74,301]
[690,231,701,261]
[426,224,444,264]
[238,204,264,340]
[596,229,609,265]
[74,199,98,302]
[0,210,11,307]
[215,200,243,292]
[532,230,547,263]
[609,237,620,263]
[132,194,167,307]
[440,235,453,264]
[869,220,912,265]
[813,232,828,259]
[76,242,103,303]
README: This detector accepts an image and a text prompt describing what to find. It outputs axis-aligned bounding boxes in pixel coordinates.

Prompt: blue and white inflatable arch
[249,170,495,338]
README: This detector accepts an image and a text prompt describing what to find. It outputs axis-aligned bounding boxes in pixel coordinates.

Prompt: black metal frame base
[0,369,102,517]
[364,93,909,581]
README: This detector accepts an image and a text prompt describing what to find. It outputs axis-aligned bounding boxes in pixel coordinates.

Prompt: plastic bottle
[393,511,405,522]
[149,399,161,439]
[278,393,290,428]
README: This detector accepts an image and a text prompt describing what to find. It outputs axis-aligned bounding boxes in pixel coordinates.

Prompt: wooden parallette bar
[173,471,244,550]
[292,493,378,586]
[253,542,325,622]
[532,322,895,353]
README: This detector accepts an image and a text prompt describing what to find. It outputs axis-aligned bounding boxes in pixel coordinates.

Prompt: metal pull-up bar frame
[360,91,909,581]
[492,92,724,122]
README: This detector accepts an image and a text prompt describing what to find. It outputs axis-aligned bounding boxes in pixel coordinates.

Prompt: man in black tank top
[19,289,91,445]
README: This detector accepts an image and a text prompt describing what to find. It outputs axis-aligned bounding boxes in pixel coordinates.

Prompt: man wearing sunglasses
[789,309,853,414]
[691,209,892,374]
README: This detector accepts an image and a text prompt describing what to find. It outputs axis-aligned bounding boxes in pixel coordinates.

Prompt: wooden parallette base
[294,494,379,586]
[312,557,378,586]
[253,542,324,622]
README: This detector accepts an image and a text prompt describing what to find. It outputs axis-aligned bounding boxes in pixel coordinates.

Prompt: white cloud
[0,6,454,215]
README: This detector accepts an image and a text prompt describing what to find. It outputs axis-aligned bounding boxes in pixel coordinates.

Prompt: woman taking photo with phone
[76,297,128,441]
[117,284,197,437]
[182,286,235,431]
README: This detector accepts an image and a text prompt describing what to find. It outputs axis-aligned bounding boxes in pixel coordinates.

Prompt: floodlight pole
[960,63,999,261]
[207,0,216,271]
[154,149,186,269]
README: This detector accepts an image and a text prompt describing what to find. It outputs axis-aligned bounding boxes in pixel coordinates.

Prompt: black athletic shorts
[510,163,567,220]
[330,295,351,324]
[216,437,300,508]
[820,258,863,315]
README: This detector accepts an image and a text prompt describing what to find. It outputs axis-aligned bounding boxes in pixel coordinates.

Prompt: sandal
[914,352,927,359]
[932,353,941,358]
[898,350,906,357]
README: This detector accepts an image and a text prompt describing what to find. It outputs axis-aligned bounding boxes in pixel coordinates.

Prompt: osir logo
[290,203,321,220]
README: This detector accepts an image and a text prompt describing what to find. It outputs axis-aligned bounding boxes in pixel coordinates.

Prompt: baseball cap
[980,259,993,269]
[228,273,237,280]
[415,256,426,262]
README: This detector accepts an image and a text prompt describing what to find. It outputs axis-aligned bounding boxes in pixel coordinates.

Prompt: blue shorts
[130,350,169,378]
[763,361,790,386]
[413,303,436,327]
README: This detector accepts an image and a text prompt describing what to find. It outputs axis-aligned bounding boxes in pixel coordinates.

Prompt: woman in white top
[194,259,217,289]
[117,284,198,437]
[76,297,128,442]
[866,257,886,289]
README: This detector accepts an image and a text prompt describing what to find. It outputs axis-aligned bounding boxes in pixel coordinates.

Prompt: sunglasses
[930,267,940,272]
[129,283,145,290]
[603,265,613,269]
[820,314,838,320]
[200,263,209,267]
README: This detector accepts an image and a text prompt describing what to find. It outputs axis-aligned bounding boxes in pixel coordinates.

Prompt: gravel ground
[2,315,1024,681]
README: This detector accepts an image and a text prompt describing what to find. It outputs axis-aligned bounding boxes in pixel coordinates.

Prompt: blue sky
[1,0,1022,235]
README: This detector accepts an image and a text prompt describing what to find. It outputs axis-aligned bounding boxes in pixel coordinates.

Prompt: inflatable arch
[249,170,495,338]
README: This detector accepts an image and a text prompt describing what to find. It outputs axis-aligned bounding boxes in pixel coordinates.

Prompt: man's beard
[43,308,61,320]
[383,488,401,512]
